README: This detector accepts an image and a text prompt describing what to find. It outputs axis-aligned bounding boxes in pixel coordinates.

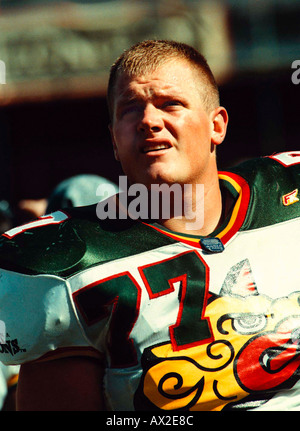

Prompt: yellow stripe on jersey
[143,171,250,248]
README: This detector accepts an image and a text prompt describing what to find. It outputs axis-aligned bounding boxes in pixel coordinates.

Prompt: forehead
[114,60,201,102]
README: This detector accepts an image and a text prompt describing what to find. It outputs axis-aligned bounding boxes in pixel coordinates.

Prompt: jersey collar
[142,171,251,249]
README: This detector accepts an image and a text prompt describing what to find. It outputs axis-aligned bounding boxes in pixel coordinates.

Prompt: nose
[138,104,164,134]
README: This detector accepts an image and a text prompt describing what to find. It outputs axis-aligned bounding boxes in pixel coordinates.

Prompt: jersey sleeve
[0,268,101,366]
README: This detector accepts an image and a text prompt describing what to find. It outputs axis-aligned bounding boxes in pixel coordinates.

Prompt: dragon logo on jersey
[134,259,300,411]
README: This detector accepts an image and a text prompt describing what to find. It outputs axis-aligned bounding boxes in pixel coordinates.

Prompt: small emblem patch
[200,237,224,253]
[282,189,299,206]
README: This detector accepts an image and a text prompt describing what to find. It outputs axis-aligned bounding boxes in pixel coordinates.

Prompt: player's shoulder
[265,151,300,170]
[0,204,107,365]
[0,198,174,278]
[228,151,300,229]
[230,150,300,181]
[0,207,88,277]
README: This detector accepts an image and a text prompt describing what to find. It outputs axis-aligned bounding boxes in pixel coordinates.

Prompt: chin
[127,167,181,188]
[146,168,179,186]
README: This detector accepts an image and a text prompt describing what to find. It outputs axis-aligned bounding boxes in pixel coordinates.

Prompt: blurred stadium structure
[0,0,299,206]
[1,0,298,101]
[0,0,233,102]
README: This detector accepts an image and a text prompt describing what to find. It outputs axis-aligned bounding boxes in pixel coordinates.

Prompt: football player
[1,40,300,411]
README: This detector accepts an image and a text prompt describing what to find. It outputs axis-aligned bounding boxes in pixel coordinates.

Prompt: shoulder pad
[0,210,85,277]
[227,151,300,230]
[0,204,175,278]
[267,151,300,168]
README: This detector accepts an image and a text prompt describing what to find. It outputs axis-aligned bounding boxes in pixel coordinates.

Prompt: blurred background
[0,0,299,224]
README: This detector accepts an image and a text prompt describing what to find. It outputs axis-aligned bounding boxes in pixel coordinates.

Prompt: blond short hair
[107,39,220,120]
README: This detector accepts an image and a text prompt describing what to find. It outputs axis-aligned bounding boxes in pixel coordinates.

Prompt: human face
[110,59,225,189]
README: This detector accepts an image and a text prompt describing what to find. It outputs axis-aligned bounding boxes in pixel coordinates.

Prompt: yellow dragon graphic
[135,259,300,410]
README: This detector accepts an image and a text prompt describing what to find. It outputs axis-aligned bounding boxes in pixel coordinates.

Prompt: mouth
[260,324,300,373]
[141,141,172,154]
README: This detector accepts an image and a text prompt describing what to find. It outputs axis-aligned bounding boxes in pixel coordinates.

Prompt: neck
[158,176,223,236]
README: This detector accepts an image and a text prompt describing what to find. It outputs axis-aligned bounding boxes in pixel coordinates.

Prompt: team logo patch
[282,189,299,206]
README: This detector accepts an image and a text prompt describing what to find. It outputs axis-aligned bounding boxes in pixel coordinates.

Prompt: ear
[109,124,120,161]
[210,107,228,146]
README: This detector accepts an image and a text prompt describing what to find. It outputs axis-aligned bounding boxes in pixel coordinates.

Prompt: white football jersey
[1,151,300,410]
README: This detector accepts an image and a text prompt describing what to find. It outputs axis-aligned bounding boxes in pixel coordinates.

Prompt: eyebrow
[116,86,187,106]
[115,89,142,106]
